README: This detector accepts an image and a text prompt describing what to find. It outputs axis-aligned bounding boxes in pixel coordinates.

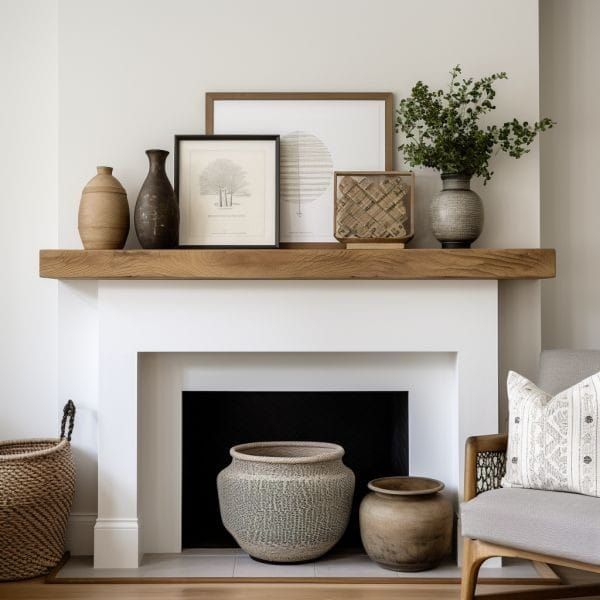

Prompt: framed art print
[205,93,393,245]
[174,135,279,248]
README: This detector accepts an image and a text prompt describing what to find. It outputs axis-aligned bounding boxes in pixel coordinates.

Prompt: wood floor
[0,580,551,600]
[1,568,600,600]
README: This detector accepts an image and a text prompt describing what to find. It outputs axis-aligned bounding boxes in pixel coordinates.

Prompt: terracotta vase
[359,476,452,571]
[78,166,130,249]
[134,149,179,249]
[217,441,355,563]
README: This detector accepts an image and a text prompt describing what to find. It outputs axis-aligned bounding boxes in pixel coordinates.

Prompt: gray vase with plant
[396,65,554,248]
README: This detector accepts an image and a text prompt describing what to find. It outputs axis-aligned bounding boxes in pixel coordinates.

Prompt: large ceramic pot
[430,174,483,248]
[359,476,452,572]
[134,149,179,248]
[78,166,130,249]
[217,441,355,563]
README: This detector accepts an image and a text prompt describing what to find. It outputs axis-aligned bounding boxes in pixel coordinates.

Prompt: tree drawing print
[199,159,249,208]
[280,131,333,217]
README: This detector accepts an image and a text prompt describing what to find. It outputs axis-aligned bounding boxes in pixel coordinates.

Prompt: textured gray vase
[134,149,179,248]
[217,441,355,563]
[430,174,483,248]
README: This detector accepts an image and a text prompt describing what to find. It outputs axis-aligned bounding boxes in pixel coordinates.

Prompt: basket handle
[60,400,76,441]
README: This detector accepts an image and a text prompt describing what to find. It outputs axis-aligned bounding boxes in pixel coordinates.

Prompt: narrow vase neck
[441,174,472,191]
[146,149,169,174]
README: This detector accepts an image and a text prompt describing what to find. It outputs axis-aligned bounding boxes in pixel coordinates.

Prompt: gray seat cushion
[461,487,600,565]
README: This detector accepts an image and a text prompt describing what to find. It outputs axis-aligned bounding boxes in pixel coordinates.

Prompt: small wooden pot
[359,476,452,572]
[78,166,130,249]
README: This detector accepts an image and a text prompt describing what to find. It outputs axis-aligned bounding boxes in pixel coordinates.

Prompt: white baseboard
[94,518,140,568]
[67,514,142,567]
[66,512,97,556]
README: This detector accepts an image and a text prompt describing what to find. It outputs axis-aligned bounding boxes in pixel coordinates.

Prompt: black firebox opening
[182,391,408,549]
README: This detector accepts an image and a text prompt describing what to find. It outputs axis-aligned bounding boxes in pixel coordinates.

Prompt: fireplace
[138,351,463,560]
[181,391,408,549]
[87,280,499,568]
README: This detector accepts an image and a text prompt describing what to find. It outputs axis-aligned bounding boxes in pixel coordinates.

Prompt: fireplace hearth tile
[52,552,554,582]
[143,555,235,577]
[181,548,245,557]
[314,552,395,577]
[233,556,316,578]
[56,554,236,579]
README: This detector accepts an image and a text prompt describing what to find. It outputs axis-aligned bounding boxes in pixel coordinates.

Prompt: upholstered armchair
[460,350,600,600]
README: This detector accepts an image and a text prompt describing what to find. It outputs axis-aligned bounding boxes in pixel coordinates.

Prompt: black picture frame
[174,134,280,248]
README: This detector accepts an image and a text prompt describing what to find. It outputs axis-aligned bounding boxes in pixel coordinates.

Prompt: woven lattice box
[334,171,414,244]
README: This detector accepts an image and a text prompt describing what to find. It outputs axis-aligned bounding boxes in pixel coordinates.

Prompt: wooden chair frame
[461,434,600,600]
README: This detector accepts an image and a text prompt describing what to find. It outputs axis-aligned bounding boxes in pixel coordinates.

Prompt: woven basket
[0,401,76,581]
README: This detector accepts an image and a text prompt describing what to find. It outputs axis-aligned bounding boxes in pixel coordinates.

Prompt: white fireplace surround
[88,280,498,569]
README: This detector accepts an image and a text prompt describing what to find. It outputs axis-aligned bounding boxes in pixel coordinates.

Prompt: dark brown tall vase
[134,149,179,248]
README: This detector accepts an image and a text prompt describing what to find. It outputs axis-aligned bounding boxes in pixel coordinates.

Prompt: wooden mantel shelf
[39,248,555,280]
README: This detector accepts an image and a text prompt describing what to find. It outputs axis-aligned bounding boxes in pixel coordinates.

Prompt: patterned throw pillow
[502,370,600,497]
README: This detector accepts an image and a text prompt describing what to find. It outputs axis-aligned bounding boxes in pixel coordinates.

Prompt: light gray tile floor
[54,550,546,580]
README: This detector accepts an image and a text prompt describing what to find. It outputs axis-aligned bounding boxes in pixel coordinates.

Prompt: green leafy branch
[395,65,555,183]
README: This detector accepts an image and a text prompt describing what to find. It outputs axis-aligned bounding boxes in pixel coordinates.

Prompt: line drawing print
[199,159,249,208]
[280,131,333,217]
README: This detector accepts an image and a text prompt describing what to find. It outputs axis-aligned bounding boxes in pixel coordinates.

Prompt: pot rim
[441,172,472,180]
[368,476,444,496]
[146,148,170,156]
[230,441,345,464]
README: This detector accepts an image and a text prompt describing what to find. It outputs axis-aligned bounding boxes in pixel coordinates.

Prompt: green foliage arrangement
[395,65,554,183]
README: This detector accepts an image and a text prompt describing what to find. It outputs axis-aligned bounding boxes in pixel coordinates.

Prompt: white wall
[0,0,58,438]
[58,0,542,447]
[3,0,543,548]
[540,0,600,350]
[57,0,541,255]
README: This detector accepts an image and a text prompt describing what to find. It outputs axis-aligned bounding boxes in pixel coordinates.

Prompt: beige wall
[541,0,600,350]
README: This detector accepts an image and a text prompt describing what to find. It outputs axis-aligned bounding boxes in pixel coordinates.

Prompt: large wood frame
[461,435,600,600]
[205,92,394,171]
